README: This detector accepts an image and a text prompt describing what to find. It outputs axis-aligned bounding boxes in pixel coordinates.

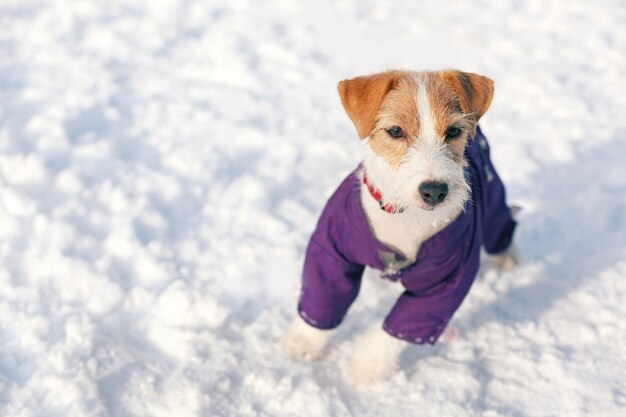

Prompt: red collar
[362,172,405,214]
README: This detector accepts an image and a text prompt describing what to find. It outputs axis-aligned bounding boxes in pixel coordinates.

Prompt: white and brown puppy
[283,69,517,385]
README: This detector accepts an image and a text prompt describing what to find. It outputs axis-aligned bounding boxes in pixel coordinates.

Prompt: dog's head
[338,69,494,219]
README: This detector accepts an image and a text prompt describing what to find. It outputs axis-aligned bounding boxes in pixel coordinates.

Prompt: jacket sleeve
[383,284,472,345]
[297,238,365,329]
[383,233,480,345]
[476,133,517,254]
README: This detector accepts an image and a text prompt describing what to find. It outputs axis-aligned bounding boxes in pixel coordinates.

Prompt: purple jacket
[297,127,516,344]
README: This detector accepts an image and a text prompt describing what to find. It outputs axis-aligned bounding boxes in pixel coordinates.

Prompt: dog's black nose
[419,181,448,206]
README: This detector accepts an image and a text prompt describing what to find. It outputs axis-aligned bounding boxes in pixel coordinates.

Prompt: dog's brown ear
[337,71,400,139]
[441,71,494,121]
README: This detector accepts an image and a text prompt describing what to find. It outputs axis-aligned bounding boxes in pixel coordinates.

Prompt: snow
[1,0,625,416]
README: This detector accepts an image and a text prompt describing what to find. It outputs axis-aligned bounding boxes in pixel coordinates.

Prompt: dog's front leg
[348,325,405,385]
[282,317,333,360]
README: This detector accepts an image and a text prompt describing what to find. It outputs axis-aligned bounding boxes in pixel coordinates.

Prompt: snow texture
[1,0,625,416]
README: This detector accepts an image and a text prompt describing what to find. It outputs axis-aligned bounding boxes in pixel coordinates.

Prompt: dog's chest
[360,183,440,262]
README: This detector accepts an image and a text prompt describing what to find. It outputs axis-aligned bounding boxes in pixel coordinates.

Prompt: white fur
[417,79,438,142]
[359,177,431,258]
[487,239,519,270]
[348,323,406,385]
[282,317,333,360]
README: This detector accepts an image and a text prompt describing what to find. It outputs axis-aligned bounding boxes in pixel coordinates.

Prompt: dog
[282,69,518,385]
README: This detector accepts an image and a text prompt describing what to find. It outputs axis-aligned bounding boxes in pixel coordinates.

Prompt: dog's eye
[445,126,461,140]
[386,126,404,139]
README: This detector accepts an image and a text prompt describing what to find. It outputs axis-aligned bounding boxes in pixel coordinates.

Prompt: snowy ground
[1,0,626,416]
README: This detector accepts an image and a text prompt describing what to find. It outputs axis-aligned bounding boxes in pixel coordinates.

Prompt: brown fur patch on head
[337,71,402,139]
[440,71,494,123]
[366,74,418,167]
[423,72,476,162]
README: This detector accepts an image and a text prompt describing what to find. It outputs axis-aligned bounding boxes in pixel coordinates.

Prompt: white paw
[440,326,458,343]
[510,205,522,219]
[489,242,519,270]
[281,318,332,361]
[348,329,405,385]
